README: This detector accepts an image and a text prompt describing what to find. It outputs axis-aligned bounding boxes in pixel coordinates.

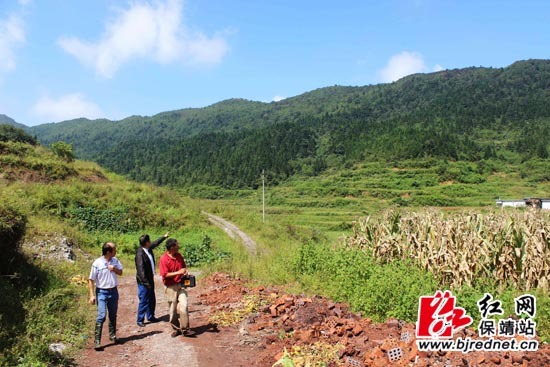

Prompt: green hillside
[0,127,236,366]
[0,114,27,130]
[29,59,550,188]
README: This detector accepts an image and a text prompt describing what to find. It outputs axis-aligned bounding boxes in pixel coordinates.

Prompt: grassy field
[198,158,550,240]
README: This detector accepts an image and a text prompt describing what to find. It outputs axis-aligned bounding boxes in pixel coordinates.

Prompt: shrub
[0,125,36,145]
[292,243,438,322]
[0,206,26,256]
[69,206,138,233]
[6,287,88,367]
[183,235,231,267]
[359,260,438,321]
[50,141,74,163]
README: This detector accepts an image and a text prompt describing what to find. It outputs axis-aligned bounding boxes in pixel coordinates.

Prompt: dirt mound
[200,273,549,367]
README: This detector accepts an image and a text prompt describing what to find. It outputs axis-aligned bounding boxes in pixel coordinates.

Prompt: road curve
[202,211,257,256]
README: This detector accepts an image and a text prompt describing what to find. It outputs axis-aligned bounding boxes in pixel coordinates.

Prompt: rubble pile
[199,273,549,367]
[23,234,76,262]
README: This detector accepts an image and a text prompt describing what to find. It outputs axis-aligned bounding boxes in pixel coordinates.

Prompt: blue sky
[0,0,548,126]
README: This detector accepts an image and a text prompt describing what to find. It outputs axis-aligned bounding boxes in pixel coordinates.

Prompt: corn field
[346,209,550,290]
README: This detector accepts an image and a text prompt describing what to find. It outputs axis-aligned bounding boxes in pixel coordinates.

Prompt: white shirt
[145,248,155,274]
[89,256,123,289]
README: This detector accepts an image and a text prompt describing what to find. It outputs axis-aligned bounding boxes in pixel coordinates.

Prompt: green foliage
[536,291,550,342]
[291,242,438,322]
[358,260,439,321]
[437,161,489,184]
[0,141,77,182]
[0,204,85,367]
[0,124,36,145]
[29,60,550,188]
[49,141,74,162]
[69,206,138,233]
[183,235,231,267]
[0,205,26,254]
[3,287,89,367]
[0,278,25,356]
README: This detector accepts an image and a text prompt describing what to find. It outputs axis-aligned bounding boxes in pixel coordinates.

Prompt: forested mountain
[28,59,550,188]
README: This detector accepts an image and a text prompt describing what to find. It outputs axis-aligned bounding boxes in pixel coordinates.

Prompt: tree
[50,141,75,162]
[0,125,37,145]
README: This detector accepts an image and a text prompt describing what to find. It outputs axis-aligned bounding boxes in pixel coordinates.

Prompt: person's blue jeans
[137,283,156,322]
[96,288,119,324]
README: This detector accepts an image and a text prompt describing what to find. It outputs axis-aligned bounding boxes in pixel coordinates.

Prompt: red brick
[490,356,501,364]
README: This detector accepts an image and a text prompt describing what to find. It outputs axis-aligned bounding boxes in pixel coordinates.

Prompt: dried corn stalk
[346,208,550,290]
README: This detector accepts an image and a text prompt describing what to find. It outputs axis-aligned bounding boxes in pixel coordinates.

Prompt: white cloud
[31,93,103,122]
[58,0,229,78]
[0,14,25,73]
[18,0,31,6]
[378,51,427,83]
[272,95,285,102]
[433,64,444,72]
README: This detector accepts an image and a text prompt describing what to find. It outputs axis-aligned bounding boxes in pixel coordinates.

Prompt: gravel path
[203,211,257,255]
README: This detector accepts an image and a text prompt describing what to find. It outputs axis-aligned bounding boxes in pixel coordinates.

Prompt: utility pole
[262,169,265,223]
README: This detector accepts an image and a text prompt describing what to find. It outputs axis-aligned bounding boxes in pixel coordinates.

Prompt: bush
[0,206,26,255]
[292,244,438,322]
[5,287,88,367]
[49,141,74,163]
[183,235,231,267]
[69,206,138,233]
[0,125,36,145]
[359,260,438,321]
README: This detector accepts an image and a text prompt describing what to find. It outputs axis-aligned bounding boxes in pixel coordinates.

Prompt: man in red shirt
[159,238,194,337]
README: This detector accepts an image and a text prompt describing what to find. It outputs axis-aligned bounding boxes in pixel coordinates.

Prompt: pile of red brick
[199,273,548,367]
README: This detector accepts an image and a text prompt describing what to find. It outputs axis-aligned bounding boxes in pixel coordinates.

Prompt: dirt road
[77,213,259,367]
[76,274,253,367]
[203,211,257,255]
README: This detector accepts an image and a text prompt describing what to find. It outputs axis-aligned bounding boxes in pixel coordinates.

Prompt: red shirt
[159,252,187,286]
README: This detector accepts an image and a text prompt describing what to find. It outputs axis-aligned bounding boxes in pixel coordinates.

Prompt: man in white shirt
[88,242,123,351]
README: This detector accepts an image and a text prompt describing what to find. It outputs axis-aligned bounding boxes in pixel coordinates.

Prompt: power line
[262,170,265,223]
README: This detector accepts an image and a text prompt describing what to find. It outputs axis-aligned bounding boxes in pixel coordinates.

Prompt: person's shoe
[182,328,196,337]
[170,329,182,338]
[137,321,145,327]
[108,319,117,343]
[148,317,160,323]
[94,322,103,351]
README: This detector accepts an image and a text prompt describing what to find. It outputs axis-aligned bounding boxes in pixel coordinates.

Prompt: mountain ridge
[0,114,27,130]
[27,59,550,188]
